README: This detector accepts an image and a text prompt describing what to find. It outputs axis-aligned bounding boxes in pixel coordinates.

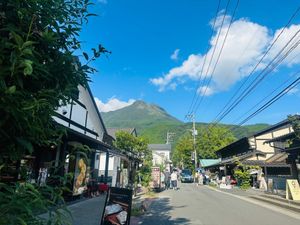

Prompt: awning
[264,132,295,144]
[242,159,289,167]
[265,152,287,163]
[220,150,266,165]
[66,127,141,162]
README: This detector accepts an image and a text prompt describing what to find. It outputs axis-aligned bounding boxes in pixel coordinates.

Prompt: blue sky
[80,0,300,125]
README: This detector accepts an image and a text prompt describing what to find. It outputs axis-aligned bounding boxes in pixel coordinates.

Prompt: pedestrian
[165,170,170,190]
[171,170,178,190]
[198,173,204,185]
[194,171,199,185]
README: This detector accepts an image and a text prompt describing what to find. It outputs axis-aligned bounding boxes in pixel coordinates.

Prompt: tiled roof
[199,159,221,168]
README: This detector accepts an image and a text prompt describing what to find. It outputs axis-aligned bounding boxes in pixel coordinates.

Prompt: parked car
[180,169,194,183]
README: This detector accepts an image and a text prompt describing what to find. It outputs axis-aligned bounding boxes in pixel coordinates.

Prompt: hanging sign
[286,179,300,201]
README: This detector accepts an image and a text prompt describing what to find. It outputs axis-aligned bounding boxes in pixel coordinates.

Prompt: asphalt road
[138,183,300,225]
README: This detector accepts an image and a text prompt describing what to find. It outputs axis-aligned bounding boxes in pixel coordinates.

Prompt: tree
[197,126,236,159]
[0,1,107,224]
[288,114,300,140]
[172,135,194,170]
[233,159,259,190]
[114,131,152,187]
[113,131,137,152]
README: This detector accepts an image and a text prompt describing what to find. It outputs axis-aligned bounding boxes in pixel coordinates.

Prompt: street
[137,183,300,225]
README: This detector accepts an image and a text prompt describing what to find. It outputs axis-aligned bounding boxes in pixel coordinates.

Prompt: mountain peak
[132,100,166,113]
[102,100,182,130]
[132,100,148,108]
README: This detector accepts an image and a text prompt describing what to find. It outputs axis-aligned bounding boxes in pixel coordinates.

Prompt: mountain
[102,100,182,130]
[101,100,270,143]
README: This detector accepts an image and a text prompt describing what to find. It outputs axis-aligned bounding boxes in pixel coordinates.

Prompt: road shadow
[137,197,190,225]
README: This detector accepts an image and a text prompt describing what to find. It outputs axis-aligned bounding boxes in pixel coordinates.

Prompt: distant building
[148,144,172,172]
[205,118,297,191]
[99,127,138,188]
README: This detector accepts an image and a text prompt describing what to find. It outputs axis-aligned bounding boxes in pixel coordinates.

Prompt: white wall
[78,86,105,141]
[99,153,114,171]
[53,85,105,141]
[247,123,294,161]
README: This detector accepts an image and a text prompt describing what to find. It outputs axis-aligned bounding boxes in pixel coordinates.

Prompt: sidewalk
[131,189,158,225]
[44,189,156,225]
[39,195,107,225]
[68,195,106,225]
[215,186,265,197]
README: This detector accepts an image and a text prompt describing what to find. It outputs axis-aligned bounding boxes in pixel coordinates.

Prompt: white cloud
[98,0,107,4]
[286,87,299,95]
[171,49,180,61]
[150,14,300,95]
[94,97,135,112]
[197,86,215,96]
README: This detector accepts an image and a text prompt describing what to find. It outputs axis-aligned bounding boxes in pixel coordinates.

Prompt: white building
[99,128,137,187]
[148,144,172,172]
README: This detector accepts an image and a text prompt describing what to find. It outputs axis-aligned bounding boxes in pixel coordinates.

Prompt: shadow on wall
[139,197,190,225]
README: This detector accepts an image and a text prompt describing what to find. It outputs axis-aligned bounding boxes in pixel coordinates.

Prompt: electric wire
[206,34,300,136]
[211,6,300,124]
[237,76,300,126]
[220,74,300,139]
[189,0,232,115]
[193,0,240,114]
[212,24,300,125]
[186,0,221,116]
[232,68,300,124]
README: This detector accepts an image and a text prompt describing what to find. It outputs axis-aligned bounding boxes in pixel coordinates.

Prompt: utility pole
[166,131,176,144]
[186,114,198,171]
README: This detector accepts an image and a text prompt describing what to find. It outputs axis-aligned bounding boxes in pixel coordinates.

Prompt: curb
[205,185,300,220]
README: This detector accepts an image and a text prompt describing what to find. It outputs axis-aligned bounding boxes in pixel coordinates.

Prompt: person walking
[165,170,170,190]
[198,173,204,186]
[171,170,178,190]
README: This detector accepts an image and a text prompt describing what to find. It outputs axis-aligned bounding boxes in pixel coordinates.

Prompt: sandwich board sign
[286,179,300,200]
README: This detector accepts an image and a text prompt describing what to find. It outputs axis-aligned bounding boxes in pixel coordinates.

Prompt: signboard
[267,178,273,193]
[73,157,88,195]
[150,167,161,189]
[101,187,133,225]
[286,179,300,201]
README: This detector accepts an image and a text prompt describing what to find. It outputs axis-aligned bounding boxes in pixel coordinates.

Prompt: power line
[237,76,300,126]
[232,68,300,124]
[189,0,232,115]
[213,24,300,125]
[211,6,300,124]
[207,32,300,137]
[186,0,221,116]
[219,73,300,139]
[193,0,240,114]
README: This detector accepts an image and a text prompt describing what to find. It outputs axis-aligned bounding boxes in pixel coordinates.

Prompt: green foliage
[288,114,300,140]
[102,101,181,129]
[172,126,235,171]
[197,126,236,159]
[233,159,259,190]
[0,181,72,225]
[234,169,251,190]
[114,131,137,152]
[172,135,194,170]
[0,0,108,161]
[0,0,107,224]
[114,131,152,187]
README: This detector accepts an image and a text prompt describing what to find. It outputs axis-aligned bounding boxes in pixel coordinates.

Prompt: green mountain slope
[102,100,270,143]
[102,100,182,131]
